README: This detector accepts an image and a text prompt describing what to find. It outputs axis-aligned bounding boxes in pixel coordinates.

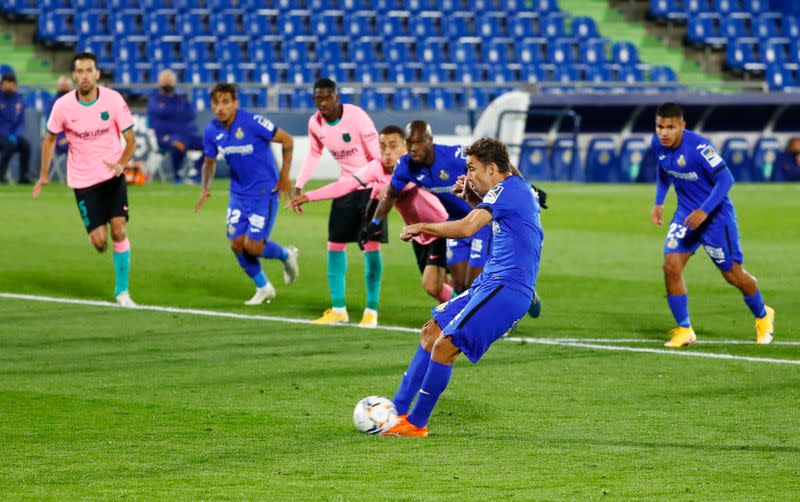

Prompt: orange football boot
[382,417,429,437]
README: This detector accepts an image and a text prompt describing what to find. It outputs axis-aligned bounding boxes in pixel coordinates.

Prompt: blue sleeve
[390,158,410,192]
[655,165,670,205]
[699,168,734,214]
[477,182,512,219]
[252,114,276,142]
[202,124,217,158]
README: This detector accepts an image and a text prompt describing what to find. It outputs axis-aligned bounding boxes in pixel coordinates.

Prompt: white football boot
[244,282,276,305]
[283,246,299,284]
[115,291,137,308]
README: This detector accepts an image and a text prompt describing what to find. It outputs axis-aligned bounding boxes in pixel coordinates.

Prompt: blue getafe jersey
[651,130,735,217]
[475,175,544,297]
[147,91,196,137]
[0,91,25,136]
[390,143,473,220]
[204,109,279,198]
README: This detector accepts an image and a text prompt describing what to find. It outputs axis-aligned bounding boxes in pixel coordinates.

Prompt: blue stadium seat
[355,62,388,83]
[685,0,711,14]
[393,88,421,110]
[178,10,211,38]
[183,36,216,64]
[212,10,245,37]
[185,63,212,85]
[283,37,316,64]
[385,36,414,63]
[288,66,315,85]
[217,37,249,64]
[148,36,181,65]
[619,65,644,87]
[37,9,78,45]
[721,13,751,40]
[74,0,106,9]
[76,10,108,38]
[115,63,148,84]
[380,11,410,37]
[782,17,800,40]
[586,137,621,182]
[585,64,611,83]
[417,37,447,63]
[319,37,348,63]
[548,38,575,64]
[518,137,551,180]
[650,65,678,91]
[464,87,491,109]
[509,13,540,39]
[650,0,678,20]
[110,10,144,37]
[754,13,780,40]
[413,11,442,37]
[552,137,579,181]
[375,0,405,10]
[3,0,39,18]
[572,16,598,39]
[313,11,346,37]
[40,0,70,8]
[322,62,355,82]
[751,136,781,181]
[220,64,250,84]
[455,64,485,83]
[619,137,649,182]
[721,137,753,181]
[359,88,388,110]
[113,36,147,64]
[109,0,139,7]
[78,35,114,68]
[612,41,639,65]
[713,0,743,14]
[517,37,546,64]
[254,63,281,85]
[451,37,482,63]
[483,38,513,64]
[24,89,52,113]
[521,64,544,83]
[580,38,607,64]
[282,10,312,37]
[534,0,560,13]
[687,14,726,47]
[249,36,281,64]
[766,64,794,90]
[443,13,474,38]
[726,37,760,71]
[144,10,178,37]
[407,0,438,12]
[174,0,204,8]
[542,13,566,39]
[477,12,506,38]
[422,64,451,83]
[388,63,420,83]
[426,88,456,111]
[346,11,377,37]
[741,0,767,11]
[350,37,380,63]
[760,39,788,66]
[191,88,208,112]
[246,10,279,37]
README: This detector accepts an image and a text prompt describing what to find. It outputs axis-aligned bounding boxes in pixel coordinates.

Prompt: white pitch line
[528,338,800,346]
[2,293,798,365]
[505,337,800,366]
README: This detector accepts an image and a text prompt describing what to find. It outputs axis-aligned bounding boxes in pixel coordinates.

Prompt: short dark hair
[380,125,405,139]
[465,138,512,173]
[72,52,98,71]
[656,102,684,119]
[210,82,237,101]
[0,73,16,84]
[313,77,337,92]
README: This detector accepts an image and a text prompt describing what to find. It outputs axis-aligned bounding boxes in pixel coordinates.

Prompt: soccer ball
[353,396,399,434]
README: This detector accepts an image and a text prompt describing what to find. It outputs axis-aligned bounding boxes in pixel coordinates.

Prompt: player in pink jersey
[288,125,455,304]
[294,78,384,327]
[32,52,137,307]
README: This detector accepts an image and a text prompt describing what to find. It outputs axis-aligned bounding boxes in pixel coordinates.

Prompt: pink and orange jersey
[305,160,448,245]
[295,104,380,189]
[47,86,134,189]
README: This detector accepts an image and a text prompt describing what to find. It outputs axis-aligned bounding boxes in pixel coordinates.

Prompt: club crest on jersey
[100,111,109,121]
[235,127,244,139]
[439,169,449,180]
[667,238,678,249]
[482,185,504,204]
[342,133,351,142]
[677,155,686,167]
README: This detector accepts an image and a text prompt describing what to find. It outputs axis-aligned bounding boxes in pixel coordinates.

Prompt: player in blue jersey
[194,83,299,305]
[381,138,544,437]
[651,103,774,348]
[364,120,491,293]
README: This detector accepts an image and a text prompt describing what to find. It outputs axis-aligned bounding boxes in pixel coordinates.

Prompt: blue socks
[263,241,289,261]
[363,250,382,311]
[328,250,347,308]
[112,249,130,296]
[667,294,691,328]
[743,290,767,318]
[392,344,432,415]
[235,252,268,288]
[407,360,453,428]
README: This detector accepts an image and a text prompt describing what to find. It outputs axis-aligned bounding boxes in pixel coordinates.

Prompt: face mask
[2,90,14,99]
[160,85,175,94]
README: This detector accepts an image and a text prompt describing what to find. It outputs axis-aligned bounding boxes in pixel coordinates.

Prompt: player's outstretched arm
[195,156,217,213]
[33,132,57,199]
[402,208,492,241]
[272,128,294,199]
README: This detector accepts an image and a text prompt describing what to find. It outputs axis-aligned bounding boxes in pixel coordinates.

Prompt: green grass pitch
[1,181,799,498]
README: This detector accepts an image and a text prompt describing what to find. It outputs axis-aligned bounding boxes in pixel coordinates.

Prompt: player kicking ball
[651,102,774,347]
[195,83,298,305]
[382,138,544,437]
[33,52,137,307]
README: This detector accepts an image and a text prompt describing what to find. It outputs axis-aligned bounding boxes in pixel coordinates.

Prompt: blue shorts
[445,224,492,267]
[432,282,530,364]
[226,193,279,241]
[663,211,743,271]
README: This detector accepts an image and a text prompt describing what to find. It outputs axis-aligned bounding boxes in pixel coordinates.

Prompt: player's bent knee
[431,335,459,364]
[230,239,245,254]
[244,240,264,256]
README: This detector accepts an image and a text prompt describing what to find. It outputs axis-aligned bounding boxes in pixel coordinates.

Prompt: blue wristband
[371,217,382,225]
